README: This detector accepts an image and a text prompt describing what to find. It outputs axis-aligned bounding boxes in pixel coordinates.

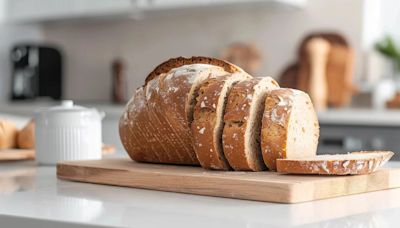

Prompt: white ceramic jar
[35,100,104,165]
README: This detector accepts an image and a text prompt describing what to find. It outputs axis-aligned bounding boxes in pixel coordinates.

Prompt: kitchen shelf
[318,108,400,127]
[0,101,124,119]
[3,101,400,127]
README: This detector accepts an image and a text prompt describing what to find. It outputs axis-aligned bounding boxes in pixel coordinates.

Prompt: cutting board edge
[57,174,294,204]
[289,167,400,203]
[56,162,298,204]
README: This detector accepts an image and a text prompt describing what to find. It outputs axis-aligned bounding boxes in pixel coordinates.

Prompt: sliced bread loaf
[276,151,394,175]
[261,89,319,170]
[120,57,246,165]
[191,73,250,170]
[222,77,279,171]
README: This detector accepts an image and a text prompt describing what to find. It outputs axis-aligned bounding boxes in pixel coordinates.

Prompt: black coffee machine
[10,44,63,100]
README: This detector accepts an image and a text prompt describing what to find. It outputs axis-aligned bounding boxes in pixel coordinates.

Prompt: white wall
[380,0,400,44]
[366,0,400,50]
[41,0,368,101]
[360,0,400,85]
[0,24,43,103]
[0,0,44,103]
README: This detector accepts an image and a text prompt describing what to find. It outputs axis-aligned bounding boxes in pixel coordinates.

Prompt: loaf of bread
[17,120,35,149]
[222,77,280,171]
[0,119,18,149]
[120,57,245,165]
[276,151,393,175]
[120,56,393,175]
[261,89,319,170]
[191,73,250,170]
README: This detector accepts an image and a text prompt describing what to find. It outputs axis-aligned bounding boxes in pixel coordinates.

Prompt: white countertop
[1,158,400,228]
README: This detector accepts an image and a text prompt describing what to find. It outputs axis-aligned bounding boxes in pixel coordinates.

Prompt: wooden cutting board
[57,158,400,204]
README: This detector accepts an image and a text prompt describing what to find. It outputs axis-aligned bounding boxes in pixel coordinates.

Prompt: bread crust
[145,56,244,85]
[119,87,160,162]
[17,120,35,149]
[261,89,319,170]
[0,119,18,149]
[120,79,197,164]
[120,60,233,165]
[223,77,279,171]
[261,89,292,170]
[276,151,394,175]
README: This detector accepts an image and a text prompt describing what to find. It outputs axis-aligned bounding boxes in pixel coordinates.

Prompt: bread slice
[261,89,319,170]
[222,77,280,171]
[276,151,394,175]
[120,61,241,165]
[191,73,250,170]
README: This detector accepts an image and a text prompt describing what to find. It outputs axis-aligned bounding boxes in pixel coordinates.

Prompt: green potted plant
[373,36,400,109]
[375,36,400,76]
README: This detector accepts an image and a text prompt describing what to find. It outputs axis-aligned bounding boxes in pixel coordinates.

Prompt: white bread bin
[35,100,103,165]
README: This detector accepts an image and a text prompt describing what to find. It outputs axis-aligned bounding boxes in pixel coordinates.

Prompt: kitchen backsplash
[41,0,366,101]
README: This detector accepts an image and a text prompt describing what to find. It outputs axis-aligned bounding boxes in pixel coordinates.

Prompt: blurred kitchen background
[1,0,400,158]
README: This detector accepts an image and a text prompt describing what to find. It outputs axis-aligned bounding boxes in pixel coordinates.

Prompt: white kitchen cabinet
[317,109,400,160]
[2,0,306,23]
[3,0,133,23]
[137,0,306,10]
